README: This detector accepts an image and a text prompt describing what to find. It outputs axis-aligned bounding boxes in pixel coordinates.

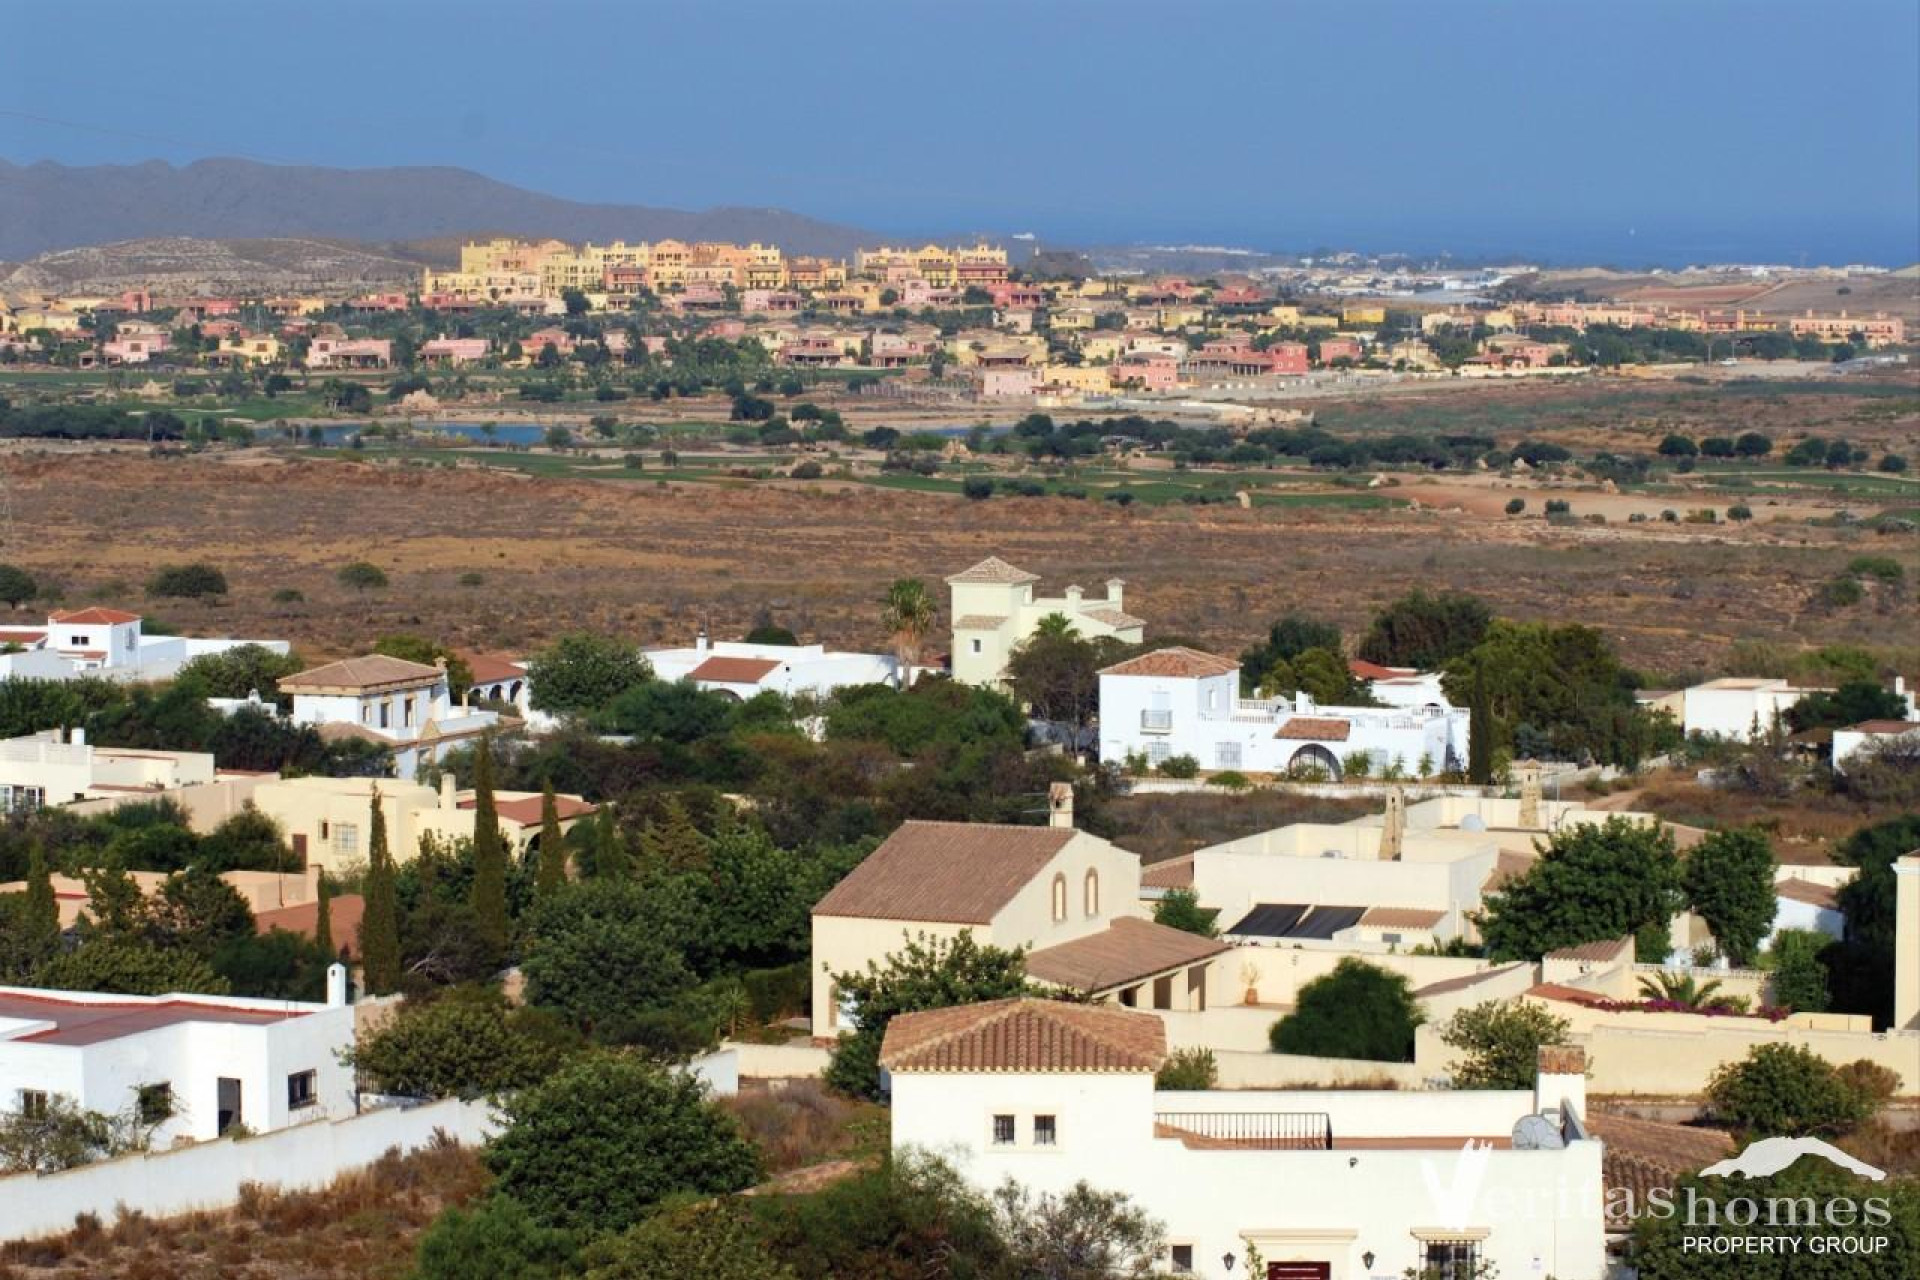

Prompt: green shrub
[1269,958,1421,1062]
[336,561,389,591]
[1847,555,1903,583]
[1503,498,1525,515]
[146,563,228,598]
[1155,1047,1219,1091]
[1205,770,1250,791]
[1157,754,1200,779]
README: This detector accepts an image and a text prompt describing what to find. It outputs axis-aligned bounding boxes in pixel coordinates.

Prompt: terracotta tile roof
[1024,917,1228,992]
[1274,716,1352,741]
[1348,658,1415,681]
[1587,1112,1735,1224]
[1359,906,1446,930]
[0,992,308,1046]
[1525,982,1614,1007]
[1844,719,1920,734]
[1774,877,1838,908]
[812,820,1079,924]
[1413,962,1527,999]
[1480,850,1536,895]
[1081,606,1146,630]
[688,655,783,685]
[1141,854,1194,890]
[281,654,443,693]
[256,893,365,960]
[952,614,1009,631]
[458,793,596,827]
[946,556,1041,585]
[49,607,141,625]
[461,653,526,685]
[1099,646,1238,679]
[314,722,393,745]
[880,997,1166,1073]
[1544,937,1633,965]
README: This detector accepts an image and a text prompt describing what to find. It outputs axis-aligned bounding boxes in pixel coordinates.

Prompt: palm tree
[1032,612,1078,638]
[1637,971,1741,1012]
[882,577,936,673]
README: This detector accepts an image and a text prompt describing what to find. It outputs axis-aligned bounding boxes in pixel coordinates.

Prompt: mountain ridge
[0,157,882,260]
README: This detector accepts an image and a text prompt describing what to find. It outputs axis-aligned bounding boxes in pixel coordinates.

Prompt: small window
[1083,868,1100,917]
[18,1089,47,1120]
[991,1114,1016,1146]
[1050,873,1067,922]
[334,823,358,856]
[1424,1241,1481,1280]
[287,1070,317,1110]
[136,1083,173,1125]
[1170,1244,1195,1273]
[970,638,982,654]
[1033,1114,1057,1146]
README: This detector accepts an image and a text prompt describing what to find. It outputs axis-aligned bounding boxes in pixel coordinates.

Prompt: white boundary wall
[0,1098,496,1244]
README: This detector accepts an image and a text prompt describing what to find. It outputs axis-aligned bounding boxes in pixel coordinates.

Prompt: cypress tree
[535,780,566,899]
[360,788,402,994]
[1468,670,1493,785]
[314,870,335,960]
[593,805,630,879]
[23,842,60,971]
[638,797,709,872]
[469,735,509,950]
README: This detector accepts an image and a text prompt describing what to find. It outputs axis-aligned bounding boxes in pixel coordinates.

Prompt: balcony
[1153,1111,1333,1150]
[1140,709,1173,733]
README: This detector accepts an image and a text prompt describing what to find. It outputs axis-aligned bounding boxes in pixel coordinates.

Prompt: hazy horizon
[5,0,1917,268]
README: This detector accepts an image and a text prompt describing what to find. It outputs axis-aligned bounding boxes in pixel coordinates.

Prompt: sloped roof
[952,614,1009,631]
[1774,877,1839,909]
[1359,906,1446,930]
[688,655,783,685]
[812,820,1078,924]
[1844,719,1920,734]
[281,654,443,693]
[880,997,1165,1073]
[256,893,365,960]
[1586,1112,1735,1226]
[1081,607,1146,631]
[1275,717,1353,741]
[946,556,1040,585]
[1544,936,1633,965]
[1141,854,1194,891]
[1349,658,1416,681]
[49,608,142,625]
[1480,850,1536,896]
[1099,646,1238,679]
[1024,917,1228,992]
[461,653,526,685]
[1414,962,1528,999]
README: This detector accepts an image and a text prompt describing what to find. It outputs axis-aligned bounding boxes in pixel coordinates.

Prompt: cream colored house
[947,556,1145,687]
[0,729,215,813]
[246,774,595,876]
[281,654,509,781]
[811,787,1183,1032]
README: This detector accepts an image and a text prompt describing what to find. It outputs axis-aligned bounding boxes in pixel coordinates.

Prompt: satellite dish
[1512,1114,1565,1150]
[1322,849,1344,859]
[1460,814,1487,832]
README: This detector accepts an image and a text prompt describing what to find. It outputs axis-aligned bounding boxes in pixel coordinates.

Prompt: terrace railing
[1153,1111,1333,1150]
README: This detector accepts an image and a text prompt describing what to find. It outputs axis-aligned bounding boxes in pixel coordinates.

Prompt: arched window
[1083,868,1100,917]
[1051,873,1067,922]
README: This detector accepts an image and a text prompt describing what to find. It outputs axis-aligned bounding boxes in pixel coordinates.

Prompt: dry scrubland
[7,447,1913,680]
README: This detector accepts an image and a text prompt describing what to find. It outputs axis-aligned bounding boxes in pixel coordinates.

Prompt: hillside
[0,157,878,260]
[0,237,430,297]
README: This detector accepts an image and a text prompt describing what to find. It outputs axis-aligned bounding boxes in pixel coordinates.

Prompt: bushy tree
[1683,827,1776,966]
[520,879,696,1034]
[33,938,229,996]
[1829,815,1920,1026]
[212,928,335,1001]
[1268,958,1421,1062]
[1356,589,1491,669]
[1766,929,1833,1013]
[1705,1043,1874,1138]
[411,1193,577,1280]
[525,633,652,716]
[1152,888,1218,937]
[336,560,390,591]
[825,932,1029,1100]
[1477,818,1682,962]
[485,1053,760,1234]
[146,562,228,598]
[580,1199,791,1280]
[1239,613,1343,695]
[349,989,575,1099]
[0,564,36,608]
[1006,625,1126,727]
[1438,1000,1572,1089]
[989,1179,1165,1279]
[1783,680,1908,733]
[595,679,736,742]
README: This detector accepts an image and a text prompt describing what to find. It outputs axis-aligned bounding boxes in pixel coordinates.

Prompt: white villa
[1098,647,1468,778]
[0,729,215,814]
[0,978,354,1145]
[280,655,509,781]
[1671,676,1827,741]
[947,557,1144,686]
[810,786,1225,1031]
[0,609,289,684]
[644,631,901,699]
[883,998,1606,1280]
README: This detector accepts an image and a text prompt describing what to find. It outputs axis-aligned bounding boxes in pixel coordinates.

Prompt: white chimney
[1048,781,1075,830]
[1064,584,1084,604]
[69,727,86,747]
[326,963,348,1007]
[695,626,710,655]
[1106,578,1125,608]
[439,772,456,811]
[1294,690,1312,713]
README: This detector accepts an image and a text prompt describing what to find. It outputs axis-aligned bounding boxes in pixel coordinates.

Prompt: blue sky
[5,0,1917,264]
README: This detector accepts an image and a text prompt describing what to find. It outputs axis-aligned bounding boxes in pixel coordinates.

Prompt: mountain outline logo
[1420,1139,1495,1230]
[1699,1136,1886,1182]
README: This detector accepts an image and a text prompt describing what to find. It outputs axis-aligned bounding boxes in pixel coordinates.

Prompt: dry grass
[1629,769,1902,862]
[720,1079,889,1175]
[5,449,1912,680]
[0,1138,488,1280]
[1105,790,1375,864]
